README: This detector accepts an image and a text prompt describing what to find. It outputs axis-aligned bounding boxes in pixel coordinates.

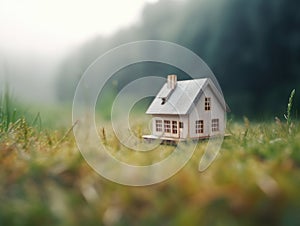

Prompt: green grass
[1,90,300,226]
[1,117,300,226]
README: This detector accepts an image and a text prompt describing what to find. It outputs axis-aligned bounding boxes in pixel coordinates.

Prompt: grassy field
[1,93,300,226]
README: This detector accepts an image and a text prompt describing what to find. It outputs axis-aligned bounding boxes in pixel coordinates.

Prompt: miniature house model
[143,75,226,141]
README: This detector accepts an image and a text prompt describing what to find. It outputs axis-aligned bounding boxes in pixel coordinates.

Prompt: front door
[179,121,184,138]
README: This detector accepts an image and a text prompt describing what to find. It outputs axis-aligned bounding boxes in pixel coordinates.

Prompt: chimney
[167,74,177,89]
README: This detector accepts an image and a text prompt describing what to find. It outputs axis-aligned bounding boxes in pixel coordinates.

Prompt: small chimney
[167,74,177,89]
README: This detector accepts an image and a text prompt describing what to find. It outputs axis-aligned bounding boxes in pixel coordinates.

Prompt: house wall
[151,114,189,139]
[189,84,226,138]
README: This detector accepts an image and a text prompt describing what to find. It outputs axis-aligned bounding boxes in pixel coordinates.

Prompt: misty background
[1,0,299,119]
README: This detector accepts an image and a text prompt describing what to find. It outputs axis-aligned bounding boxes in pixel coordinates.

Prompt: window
[164,120,171,133]
[212,119,219,132]
[155,120,162,132]
[196,120,204,134]
[205,97,211,111]
[179,121,184,129]
[172,121,178,134]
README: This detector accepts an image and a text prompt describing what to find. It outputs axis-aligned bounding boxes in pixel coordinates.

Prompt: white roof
[146,78,210,115]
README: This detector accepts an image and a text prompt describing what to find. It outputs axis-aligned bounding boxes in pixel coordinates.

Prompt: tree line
[56,0,300,118]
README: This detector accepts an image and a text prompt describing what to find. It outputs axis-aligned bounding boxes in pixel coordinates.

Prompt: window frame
[211,118,219,132]
[172,121,178,134]
[164,120,171,133]
[205,97,211,111]
[179,121,184,129]
[195,120,204,134]
[155,119,162,132]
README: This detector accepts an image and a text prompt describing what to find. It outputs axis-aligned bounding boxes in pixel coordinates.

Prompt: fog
[1,0,299,118]
[0,50,62,103]
[0,0,158,103]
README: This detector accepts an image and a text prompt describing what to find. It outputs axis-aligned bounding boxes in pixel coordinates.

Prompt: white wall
[189,84,225,138]
[150,82,226,139]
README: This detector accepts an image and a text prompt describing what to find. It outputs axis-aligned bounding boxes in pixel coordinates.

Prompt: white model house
[143,75,227,141]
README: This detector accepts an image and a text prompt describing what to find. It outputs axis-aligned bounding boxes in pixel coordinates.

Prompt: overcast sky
[0,0,161,56]
[0,0,187,103]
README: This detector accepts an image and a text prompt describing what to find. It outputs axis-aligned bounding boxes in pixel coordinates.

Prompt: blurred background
[0,0,299,119]
[1,2,300,225]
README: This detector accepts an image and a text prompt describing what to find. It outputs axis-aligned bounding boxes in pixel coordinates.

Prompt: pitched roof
[146,78,211,115]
